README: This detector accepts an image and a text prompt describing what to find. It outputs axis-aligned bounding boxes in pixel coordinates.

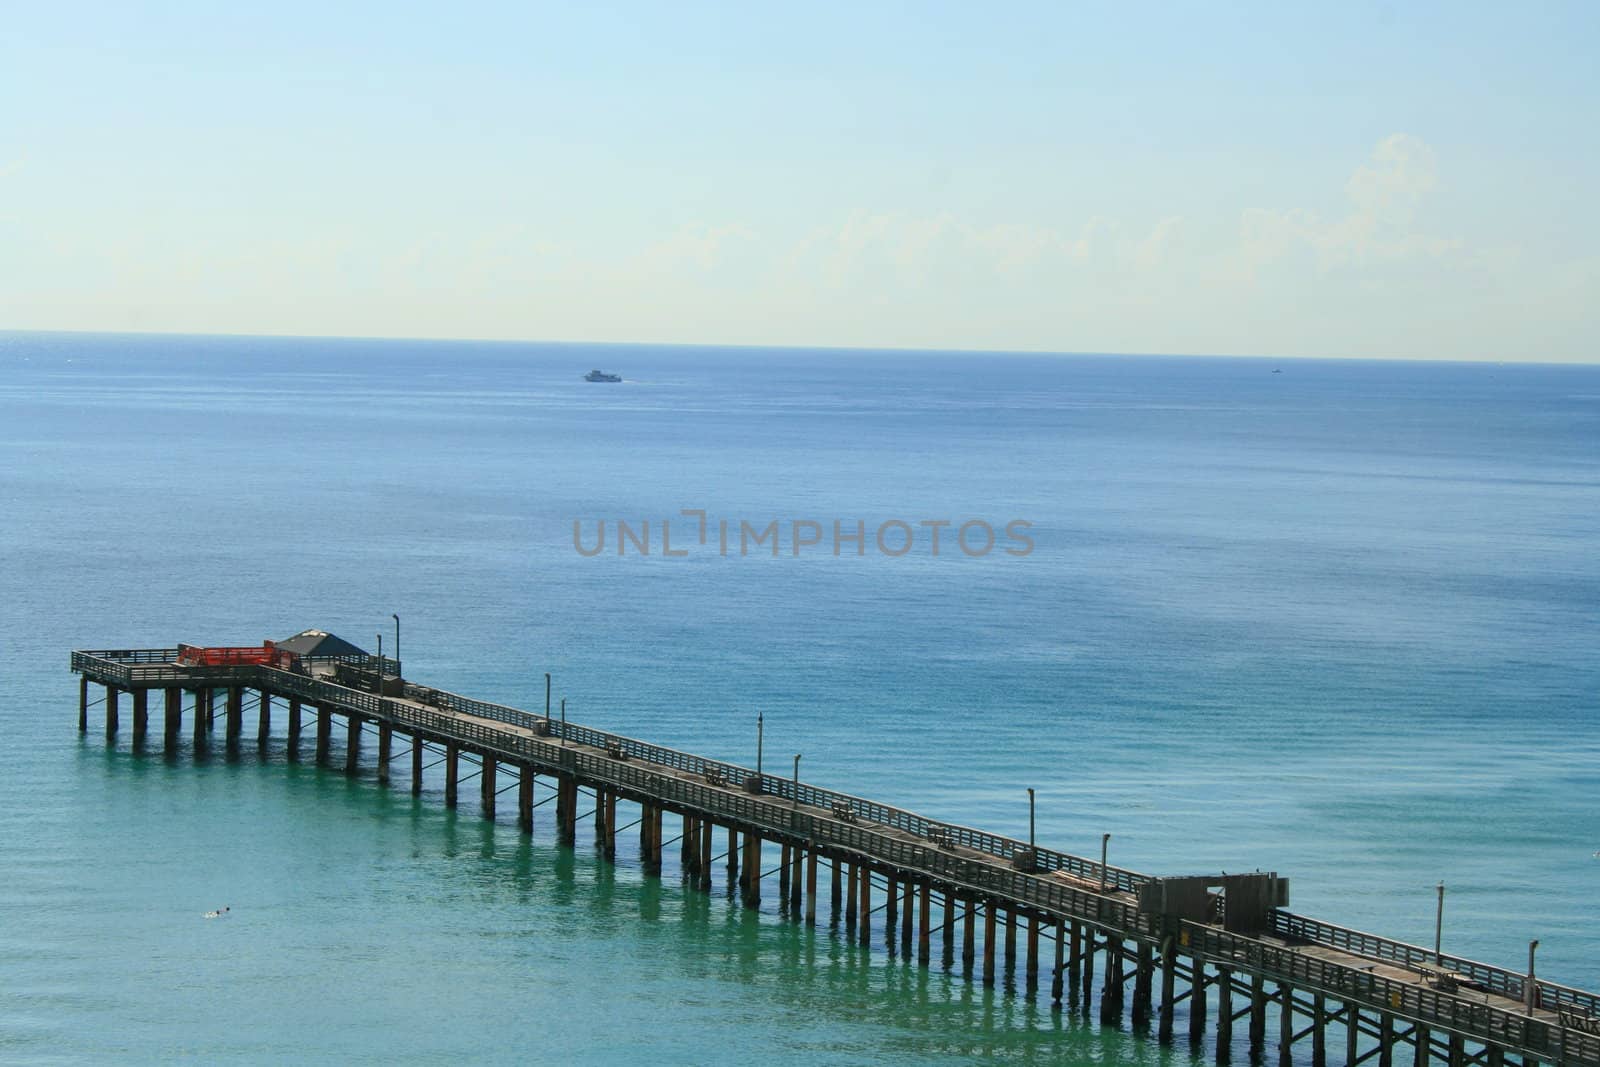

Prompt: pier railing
[1273,911,1600,1019]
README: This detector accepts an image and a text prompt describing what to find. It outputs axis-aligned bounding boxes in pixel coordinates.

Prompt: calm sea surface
[1,332,1596,1064]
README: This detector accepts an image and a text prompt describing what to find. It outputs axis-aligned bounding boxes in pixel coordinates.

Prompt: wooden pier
[72,645,1600,1066]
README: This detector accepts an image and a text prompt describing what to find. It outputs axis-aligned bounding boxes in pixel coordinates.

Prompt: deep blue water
[1,331,1596,1063]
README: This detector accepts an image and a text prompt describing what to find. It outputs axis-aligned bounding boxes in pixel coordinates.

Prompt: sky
[2,1,1597,361]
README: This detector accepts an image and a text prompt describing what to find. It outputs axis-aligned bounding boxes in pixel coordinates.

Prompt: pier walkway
[72,645,1600,1067]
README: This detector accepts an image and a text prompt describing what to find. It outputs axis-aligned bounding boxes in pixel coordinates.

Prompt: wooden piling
[1357,1006,1370,1067]
[1103,934,1124,1025]
[344,713,360,773]
[1280,982,1295,1067]
[78,674,89,733]
[844,862,857,928]
[1068,920,1083,997]
[983,901,997,986]
[1082,927,1096,1016]
[315,703,330,763]
[410,731,422,792]
[779,843,792,904]
[833,859,844,922]
[519,765,534,832]
[480,755,496,819]
[883,872,897,947]
[377,722,392,785]
[1190,955,1208,1042]
[257,691,271,746]
[1004,907,1017,978]
[164,686,181,744]
[1414,1025,1430,1067]
[944,890,957,969]
[744,833,761,907]
[1158,939,1176,1040]
[1313,995,1328,1067]
[857,861,870,945]
[901,878,914,954]
[444,743,458,807]
[918,881,932,965]
[1218,968,1235,1060]
[605,791,618,858]
[1133,940,1153,1025]
[131,688,148,745]
[960,901,975,972]
[287,697,301,760]
[105,685,119,737]
[1052,919,1066,1005]
[699,816,713,890]
[1024,915,1040,996]
[1249,972,1267,1056]
[805,850,818,925]
[226,686,243,746]
[789,845,803,914]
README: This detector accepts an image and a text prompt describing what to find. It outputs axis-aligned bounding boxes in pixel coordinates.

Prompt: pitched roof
[276,628,369,658]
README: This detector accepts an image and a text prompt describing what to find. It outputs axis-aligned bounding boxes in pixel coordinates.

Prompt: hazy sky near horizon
[3,2,1597,361]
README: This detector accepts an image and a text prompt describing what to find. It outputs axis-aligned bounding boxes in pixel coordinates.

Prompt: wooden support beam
[557,775,576,844]
[314,703,330,764]
[1133,941,1154,1027]
[1081,926,1096,1017]
[883,871,896,945]
[105,685,119,738]
[1279,982,1295,1067]
[1353,1005,1366,1067]
[1414,1025,1430,1067]
[377,722,392,786]
[226,686,243,746]
[1217,968,1234,1061]
[78,674,89,733]
[1068,920,1083,998]
[700,818,714,891]
[519,766,534,832]
[962,895,976,972]
[918,881,932,966]
[1379,1011,1393,1067]
[1158,938,1177,1041]
[1106,935,1126,1025]
[164,686,181,746]
[286,697,301,760]
[1448,1034,1464,1067]
[1052,919,1066,1006]
[944,890,957,970]
[805,848,818,924]
[728,825,739,891]
[1249,973,1267,1057]
[1188,953,1207,1042]
[743,833,761,908]
[129,688,147,745]
[606,791,618,859]
[831,855,843,921]
[857,860,870,944]
[901,877,914,953]
[480,755,496,819]
[1025,915,1040,997]
[982,901,997,987]
[344,713,360,773]
[1004,907,1018,979]
[789,844,803,913]
[681,814,695,874]
[1313,995,1328,1067]
[257,691,271,746]
[131,688,149,746]
[411,731,423,792]
[779,843,792,904]
[444,743,458,807]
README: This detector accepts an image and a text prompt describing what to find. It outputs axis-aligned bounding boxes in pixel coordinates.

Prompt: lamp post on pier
[392,614,400,669]
[756,712,764,782]
[792,754,802,809]
[1100,833,1111,892]
[1027,788,1036,853]
[1435,882,1446,964]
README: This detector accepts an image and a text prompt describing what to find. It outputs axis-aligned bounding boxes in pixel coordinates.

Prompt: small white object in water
[203,906,231,919]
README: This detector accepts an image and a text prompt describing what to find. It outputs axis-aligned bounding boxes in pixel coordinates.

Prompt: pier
[72,642,1600,1067]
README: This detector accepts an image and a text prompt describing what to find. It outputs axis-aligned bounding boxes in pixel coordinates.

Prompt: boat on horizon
[584,369,622,383]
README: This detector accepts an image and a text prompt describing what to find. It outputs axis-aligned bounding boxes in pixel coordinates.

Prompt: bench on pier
[832,802,857,824]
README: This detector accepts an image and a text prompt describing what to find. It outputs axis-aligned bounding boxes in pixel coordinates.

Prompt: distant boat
[1272,368,1282,374]
[584,369,622,383]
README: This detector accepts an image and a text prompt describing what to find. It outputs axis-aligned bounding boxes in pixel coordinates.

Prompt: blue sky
[3,1,1597,360]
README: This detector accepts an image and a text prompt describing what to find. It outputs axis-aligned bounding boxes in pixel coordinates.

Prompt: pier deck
[72,645,1600,1067]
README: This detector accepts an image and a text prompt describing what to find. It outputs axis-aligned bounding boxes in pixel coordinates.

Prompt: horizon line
[2,326,1593,367]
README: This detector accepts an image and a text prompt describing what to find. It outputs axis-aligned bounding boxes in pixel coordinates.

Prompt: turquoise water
[2,332,1597,1063]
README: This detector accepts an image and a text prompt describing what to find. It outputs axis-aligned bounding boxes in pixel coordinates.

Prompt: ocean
[1,331,1596,1064]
